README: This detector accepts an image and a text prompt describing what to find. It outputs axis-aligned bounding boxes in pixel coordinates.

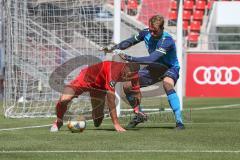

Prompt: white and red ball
[67,120,86,133]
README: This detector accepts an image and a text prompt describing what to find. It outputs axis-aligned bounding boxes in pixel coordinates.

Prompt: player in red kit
[50,60,141,132]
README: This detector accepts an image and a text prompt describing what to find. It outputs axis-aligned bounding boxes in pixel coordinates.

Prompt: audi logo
[193,66,240,85]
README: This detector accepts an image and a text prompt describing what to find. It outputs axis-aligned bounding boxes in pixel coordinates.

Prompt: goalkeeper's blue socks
[167,89,183,124]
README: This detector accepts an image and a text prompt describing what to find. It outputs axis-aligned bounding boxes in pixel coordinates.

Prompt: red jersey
[68,61,140,93]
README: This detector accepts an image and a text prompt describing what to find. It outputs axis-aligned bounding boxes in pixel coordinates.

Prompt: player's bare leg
[90,90,106,127]
[50,87,76,132]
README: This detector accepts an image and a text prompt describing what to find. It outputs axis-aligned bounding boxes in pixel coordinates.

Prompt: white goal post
[176,0,183,111]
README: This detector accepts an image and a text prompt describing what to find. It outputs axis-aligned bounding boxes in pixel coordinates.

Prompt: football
[67,120,86,133]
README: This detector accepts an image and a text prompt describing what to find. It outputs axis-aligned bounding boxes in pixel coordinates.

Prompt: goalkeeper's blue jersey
[134,29,180,69]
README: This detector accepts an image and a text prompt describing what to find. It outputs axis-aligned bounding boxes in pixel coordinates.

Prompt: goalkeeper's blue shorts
[138,66,179,87]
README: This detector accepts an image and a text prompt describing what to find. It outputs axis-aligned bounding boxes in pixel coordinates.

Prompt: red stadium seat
[190,21,201,32]
[170,0,178,10]
[206,0,215,15]
[183,0,194,11]
[169,10,177,20]
[195,0,207,10]
[183,20,189,36]
[183,20,189,30]
[127,0,138,10]
[183,10,191,21]
[188,32,199,42]
[168,10,177,26]
[187,32,199,47]
[207,0,214,10]
[193,10,204,22]
[121,0,126,11]
[127,0,138,16]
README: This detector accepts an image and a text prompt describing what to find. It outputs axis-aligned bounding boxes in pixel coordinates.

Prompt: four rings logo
[193,66,240,85]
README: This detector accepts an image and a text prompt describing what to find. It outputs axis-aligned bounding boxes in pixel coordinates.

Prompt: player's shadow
[87,128,117,132]
[63,126,176,132]
[58,128,116,132]
[87,128,141,131]
[133,126,176,130]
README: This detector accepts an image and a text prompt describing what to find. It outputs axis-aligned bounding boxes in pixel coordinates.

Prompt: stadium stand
[137,0,171,26]
[121,0,138,16]
[166,0,240,48]
[108,0,240,49]
[179,0,208,47]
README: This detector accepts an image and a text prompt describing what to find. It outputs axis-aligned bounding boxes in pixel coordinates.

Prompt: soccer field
[0,98,240,160]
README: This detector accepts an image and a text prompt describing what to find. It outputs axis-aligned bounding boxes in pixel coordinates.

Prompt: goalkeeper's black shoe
[176,122,185,130]
[126,112,148,129]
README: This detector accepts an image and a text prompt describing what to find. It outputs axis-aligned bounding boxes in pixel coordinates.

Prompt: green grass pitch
[0,98,240,160]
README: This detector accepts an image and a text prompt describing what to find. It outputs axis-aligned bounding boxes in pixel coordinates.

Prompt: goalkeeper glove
[111,49,132,61]
[99,46,113,53]
[118,53,132,61]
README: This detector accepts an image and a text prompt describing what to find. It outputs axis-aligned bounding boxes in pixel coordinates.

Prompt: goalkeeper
[102,15,185,129]
[50,59,143,132]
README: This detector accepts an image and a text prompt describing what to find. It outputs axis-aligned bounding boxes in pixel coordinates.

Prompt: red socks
[56,101,68,120]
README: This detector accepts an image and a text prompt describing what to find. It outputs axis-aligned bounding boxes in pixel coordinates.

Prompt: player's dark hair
[149,15,164,30]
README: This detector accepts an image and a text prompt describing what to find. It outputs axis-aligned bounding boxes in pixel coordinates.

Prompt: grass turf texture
[0,98,240,160]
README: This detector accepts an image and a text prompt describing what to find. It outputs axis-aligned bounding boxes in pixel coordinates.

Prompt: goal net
[3,0,181,118]
[3,0,114,118]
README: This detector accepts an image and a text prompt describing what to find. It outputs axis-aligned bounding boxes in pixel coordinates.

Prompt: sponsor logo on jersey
[156,47,166,54]
[134,34,140,41]
[109,80,116,88]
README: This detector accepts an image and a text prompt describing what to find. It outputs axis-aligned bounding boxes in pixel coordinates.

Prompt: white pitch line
[0,124,52,131]
[0,150,240,153]
[0,103,240,132]
[190,103,240,111]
